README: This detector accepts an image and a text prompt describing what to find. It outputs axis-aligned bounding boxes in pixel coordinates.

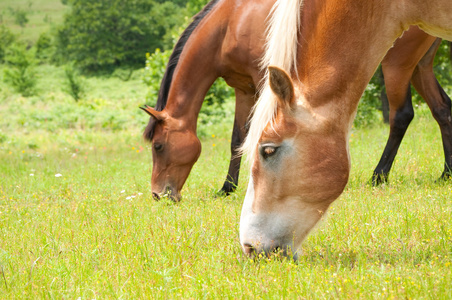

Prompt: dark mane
[143,0,221,141]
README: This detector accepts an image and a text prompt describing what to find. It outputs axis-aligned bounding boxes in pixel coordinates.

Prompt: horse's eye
[154,143,164,152]
[260,144,278,159]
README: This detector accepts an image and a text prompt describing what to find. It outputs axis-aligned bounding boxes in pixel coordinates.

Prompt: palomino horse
[239,0,452,259]
[141,0,452,201]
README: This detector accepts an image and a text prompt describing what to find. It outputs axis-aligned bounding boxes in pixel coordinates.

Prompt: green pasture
[1,73,452,298]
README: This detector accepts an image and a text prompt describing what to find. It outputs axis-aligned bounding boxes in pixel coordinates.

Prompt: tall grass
[0,98,451,298]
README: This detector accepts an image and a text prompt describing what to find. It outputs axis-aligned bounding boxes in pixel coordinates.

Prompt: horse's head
[239,67,350,260]
[141,106,201,202]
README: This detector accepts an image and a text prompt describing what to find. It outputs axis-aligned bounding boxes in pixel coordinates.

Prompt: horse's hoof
[371,173,388,187]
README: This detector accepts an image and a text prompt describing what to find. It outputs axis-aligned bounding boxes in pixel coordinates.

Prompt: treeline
[0,0,211,98]
[1,0,209,73]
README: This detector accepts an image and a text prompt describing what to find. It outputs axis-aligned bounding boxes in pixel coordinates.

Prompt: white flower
[126,196,131,200]
[30,174,34,176]
[138,193,143,196]
[121,190,125,193]
[55,174,62,177]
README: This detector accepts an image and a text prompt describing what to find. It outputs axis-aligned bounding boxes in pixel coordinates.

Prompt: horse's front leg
[219,89,255,195]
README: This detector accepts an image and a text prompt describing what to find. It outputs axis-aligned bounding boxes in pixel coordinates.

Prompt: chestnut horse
[239,0,452,259]
[141,0,452,201]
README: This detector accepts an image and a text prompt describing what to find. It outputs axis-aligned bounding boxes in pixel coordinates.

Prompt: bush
[354,82,382,128]
[3,43,37,97]
[11,7,29,28]
[63,63,86,101]
[0,25,15,63]
[142,49,171,105]
[35,32,54,62]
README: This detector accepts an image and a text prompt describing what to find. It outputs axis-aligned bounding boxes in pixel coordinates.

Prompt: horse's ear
[140,105,166,121]
[268,66,295,109]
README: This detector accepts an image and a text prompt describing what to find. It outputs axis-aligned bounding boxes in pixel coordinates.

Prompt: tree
[55,0,183,72]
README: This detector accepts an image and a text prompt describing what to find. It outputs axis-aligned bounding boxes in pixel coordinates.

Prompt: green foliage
[0,25,15,63]
[354,81,383,128]
[11,7,29,27]
[35,31,54,62]
[142,49,171,104]
[55,0,184,72]
[3,43,37,97]
[0,63,148,133]
[63,63,86,101]
[433,40,452,88]
[185,0,209,16]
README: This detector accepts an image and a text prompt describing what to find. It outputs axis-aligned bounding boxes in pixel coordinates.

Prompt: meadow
[1,0,452,298]
[1,63,452,298]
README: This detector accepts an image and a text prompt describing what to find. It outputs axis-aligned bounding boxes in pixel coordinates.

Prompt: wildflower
[30,174,34,176]
[55,174,62,177]
[121,190,125,193]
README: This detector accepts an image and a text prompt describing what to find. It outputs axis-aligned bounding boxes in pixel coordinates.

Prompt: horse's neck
[164,15,228,126]
[164,53,220,126]
[296,0,412,125]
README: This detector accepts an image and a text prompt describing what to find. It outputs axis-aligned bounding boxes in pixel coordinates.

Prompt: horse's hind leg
[372,28,439,186]
[410,39,452,180]
[219,89,255,195]
[372,82,414,186]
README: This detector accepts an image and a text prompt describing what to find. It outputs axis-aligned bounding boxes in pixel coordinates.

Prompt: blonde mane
[240,0,302,160]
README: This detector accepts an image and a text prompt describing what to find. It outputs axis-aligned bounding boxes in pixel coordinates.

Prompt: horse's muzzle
[152,186,181,202]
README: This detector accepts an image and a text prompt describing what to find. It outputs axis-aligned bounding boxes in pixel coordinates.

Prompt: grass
[1,3,450,297]
[1,81,451,298]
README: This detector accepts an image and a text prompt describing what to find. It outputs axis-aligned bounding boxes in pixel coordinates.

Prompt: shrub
[11,8,29,28]
[63,63,86,101]
[0,25,15,63]
[3,43,37,97]
[35,32,54,62]
[142,49,171,105]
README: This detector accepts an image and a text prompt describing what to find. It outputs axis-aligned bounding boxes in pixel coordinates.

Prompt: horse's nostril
[152,192,160,200]
[243,243,255,255]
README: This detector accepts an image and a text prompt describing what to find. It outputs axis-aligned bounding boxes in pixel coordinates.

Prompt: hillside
[0,0,68,44]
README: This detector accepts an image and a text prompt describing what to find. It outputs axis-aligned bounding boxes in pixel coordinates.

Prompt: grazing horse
[141,0,452,201]
[141,0,272,201]
[239,0,452,259]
